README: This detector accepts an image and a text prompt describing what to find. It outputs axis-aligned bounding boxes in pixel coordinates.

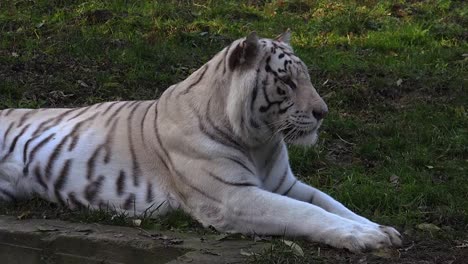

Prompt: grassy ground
[1,0,467,263]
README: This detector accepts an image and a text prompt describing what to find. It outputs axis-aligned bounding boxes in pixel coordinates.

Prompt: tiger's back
[0,101,175,214]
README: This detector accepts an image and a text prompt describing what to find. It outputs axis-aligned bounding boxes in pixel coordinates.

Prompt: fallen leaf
[132,219,142,227]
[103,82,120,88]
[371,248,400,259]
[36,21,45,28]
[357,256,368,263]
[455,240,468,248]
[164,238,183,245]
[240,248,258,257]
[281,240,304,257]
[417,223,441,232]
[74,227,93,233]
[214,234,230,241]
[322,91,335,99]
[77,80,89,88]
[396,78,403,86]
[17,211,31,220]
[36,226,59,232]
[389,174,400,186]
[201,249,220,256]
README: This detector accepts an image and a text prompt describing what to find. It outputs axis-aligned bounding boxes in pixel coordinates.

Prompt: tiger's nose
[312,107,328,121]
[305,90,328,121]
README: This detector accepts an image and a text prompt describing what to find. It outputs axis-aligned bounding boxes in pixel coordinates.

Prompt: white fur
[0,33,402,253]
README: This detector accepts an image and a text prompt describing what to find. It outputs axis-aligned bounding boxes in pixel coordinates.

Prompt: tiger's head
[226,30,328,147]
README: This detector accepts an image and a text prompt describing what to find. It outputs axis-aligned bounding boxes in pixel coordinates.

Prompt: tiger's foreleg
[219,186,401,253]
[280,177,377,225]
[266,170,402,250]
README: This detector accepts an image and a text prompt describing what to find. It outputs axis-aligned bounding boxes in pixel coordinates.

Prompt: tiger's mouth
[281,125,319,146]
[282,126,315,137]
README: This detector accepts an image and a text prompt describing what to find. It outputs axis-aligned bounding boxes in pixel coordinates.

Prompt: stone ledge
[0,216,268,264]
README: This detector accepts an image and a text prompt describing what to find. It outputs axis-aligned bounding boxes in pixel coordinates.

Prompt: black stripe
[281,77,296,90]
[175,169,221,203]
[8,124,30,154]
[282,180,298,196]
[250,84,259,111]
[206,101,244,151]
[2,124,30,162]
[105,101,131,126]
[278,102,293,114]
[153,102,171,171]
[2,122,15,149]
[146,182,154,203]
[153,103,220,203]
[128,101,142,186]
[223,43,232,74]
[199,114,244,154]
[123,193,136,210]
[84,119,118,175]
[68,192,85,209]
[84,175,104,203]
[87,145,105,180]
[272,167,289,193]
[54,159,72,206]
[84,114,116,176]
[259,100,286,113]
[224,157,255,175]
[68,113,98,151]
[32,108,77,137]
[283,59,290,71]
[140,101,155,147]
[215,46,229,72]
[208,172,257,187]
[34,165,48,190]
[181,65,209,95]
[101,101,119,116]
[263,141,283,169]
[103,119,118,163]
[17,110,37,128]
[116,170,126,196]
[92,102,106,109]
[308,192,316,204]
[67,106,91,122]
[276,86,286,96]
[4,109,15,116]
[24,133,55,174]
[23,135,40,163]
[249,118,260,129]
[0,188,15,201]
[44,135,70,180]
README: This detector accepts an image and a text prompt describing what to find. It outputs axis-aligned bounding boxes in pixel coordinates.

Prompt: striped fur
[0,31,401,253]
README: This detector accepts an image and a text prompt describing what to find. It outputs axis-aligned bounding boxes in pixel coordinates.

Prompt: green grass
[1,0,467,262]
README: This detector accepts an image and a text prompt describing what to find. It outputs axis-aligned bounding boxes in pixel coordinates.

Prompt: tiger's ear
[275,29,291,44]
[228,31,259,70]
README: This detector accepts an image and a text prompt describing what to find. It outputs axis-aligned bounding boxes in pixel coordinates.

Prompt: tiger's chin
[285,130,319,147]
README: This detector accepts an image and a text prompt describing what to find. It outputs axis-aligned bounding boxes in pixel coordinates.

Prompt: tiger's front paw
[329,223,402,253]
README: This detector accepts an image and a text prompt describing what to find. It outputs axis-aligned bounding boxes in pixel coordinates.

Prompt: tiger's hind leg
[0,161,33,201]
[0,181,17,201]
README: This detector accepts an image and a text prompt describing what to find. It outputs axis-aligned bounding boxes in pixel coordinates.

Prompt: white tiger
[0,31,402,252]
